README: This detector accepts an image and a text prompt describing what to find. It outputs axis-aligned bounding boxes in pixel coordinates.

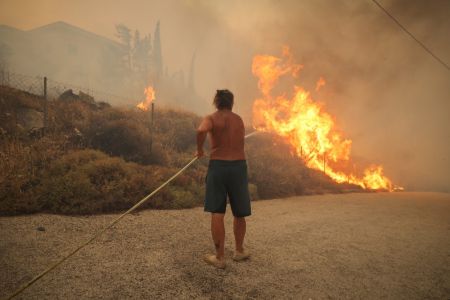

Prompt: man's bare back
[198,110,245,161]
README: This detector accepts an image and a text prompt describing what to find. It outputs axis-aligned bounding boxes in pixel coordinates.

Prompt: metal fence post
[43,76,47,136]
[149,102,154,154]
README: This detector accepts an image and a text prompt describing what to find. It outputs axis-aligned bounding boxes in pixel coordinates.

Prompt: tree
[132,29,140,71]
[132,31,152,82]
[115,24,132,70]
[152,21,163,80]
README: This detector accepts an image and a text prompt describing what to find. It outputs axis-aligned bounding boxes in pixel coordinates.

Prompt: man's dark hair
[213,89,234,110]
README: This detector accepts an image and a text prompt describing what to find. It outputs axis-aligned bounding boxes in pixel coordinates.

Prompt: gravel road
[1,192,449,299]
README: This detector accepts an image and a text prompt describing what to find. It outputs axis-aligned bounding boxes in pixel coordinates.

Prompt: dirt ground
[1,192,449,299]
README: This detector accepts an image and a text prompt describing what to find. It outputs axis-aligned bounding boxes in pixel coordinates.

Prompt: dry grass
[0,86,358,215]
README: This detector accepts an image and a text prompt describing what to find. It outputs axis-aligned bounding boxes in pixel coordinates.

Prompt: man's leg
[211,213,225,259]
[233,216,246,253]
[228,161,251,261]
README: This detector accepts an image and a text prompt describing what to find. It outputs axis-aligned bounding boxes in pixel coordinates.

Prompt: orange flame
[252,48,399,191]
[136,86,155,111]
[315,77,326,92]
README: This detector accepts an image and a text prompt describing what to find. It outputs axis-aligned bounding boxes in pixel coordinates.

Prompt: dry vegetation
[0,86,360,215]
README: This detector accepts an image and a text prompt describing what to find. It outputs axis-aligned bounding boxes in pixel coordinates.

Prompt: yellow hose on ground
[6,131,259,299]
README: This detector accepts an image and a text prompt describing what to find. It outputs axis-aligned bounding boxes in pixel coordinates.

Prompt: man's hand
[196,148,204,158]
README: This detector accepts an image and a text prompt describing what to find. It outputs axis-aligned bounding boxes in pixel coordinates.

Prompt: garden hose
[7,131,259,299]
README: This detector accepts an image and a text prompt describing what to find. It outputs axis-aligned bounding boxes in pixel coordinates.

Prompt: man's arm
[196,131,207,158]
[196,116,212,158]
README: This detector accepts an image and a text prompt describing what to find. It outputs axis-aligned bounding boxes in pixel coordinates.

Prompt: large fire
[136,86,155,111]
[252,47,398,191]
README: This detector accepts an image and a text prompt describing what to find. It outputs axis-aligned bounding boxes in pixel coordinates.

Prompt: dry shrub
[0,86,359,216]
[147,142,171,165]
[38,149,157,214]
[0,86,45,138]
[50,99,94,134]
[0,136,68,215]
[34,149,204,214]
[154,108,200,152]
[0,88,206,215]
[1,87,199,166]
[0,86,43,111]
[88,117,152,163]
[78,107,189,166]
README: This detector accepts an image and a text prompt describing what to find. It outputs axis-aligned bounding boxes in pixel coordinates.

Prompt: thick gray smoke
[0,0,448,192]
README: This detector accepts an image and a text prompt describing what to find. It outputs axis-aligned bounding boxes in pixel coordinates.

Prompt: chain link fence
[0,69,136,139]
[0,69,129,104]
[0,70,44,96]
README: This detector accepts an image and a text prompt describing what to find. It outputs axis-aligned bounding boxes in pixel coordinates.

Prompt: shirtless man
[196,89,251,269]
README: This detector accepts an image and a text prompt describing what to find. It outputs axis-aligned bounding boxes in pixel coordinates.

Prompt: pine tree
[141,34,152,83]
[152,21,163,80]
[115,24,132,70]
[132,29,140,71]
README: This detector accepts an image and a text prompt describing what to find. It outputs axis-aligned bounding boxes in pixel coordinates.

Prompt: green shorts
[204,160,251,217]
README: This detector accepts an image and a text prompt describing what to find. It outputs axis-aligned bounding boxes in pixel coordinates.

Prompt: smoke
[0,0,449,192]
[203,0,450,193]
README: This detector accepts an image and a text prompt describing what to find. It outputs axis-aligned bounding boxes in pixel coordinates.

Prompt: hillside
[0,86,360,215]
[0,22,125,97]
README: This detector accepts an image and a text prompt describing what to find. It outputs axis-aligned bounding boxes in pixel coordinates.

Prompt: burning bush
[246,133,361,198]
[251,48,397,191]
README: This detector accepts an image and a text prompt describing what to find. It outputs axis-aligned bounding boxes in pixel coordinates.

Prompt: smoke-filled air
[1,0,448,193]
[1,1,450,299]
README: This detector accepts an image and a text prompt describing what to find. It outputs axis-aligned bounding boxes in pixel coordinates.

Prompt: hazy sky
[1,0,449,192]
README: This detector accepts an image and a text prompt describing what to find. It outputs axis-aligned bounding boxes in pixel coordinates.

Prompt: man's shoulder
[231,112,244,124]
[204,112,218,121]
[209,110,243,123]
[230,111,243,120]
